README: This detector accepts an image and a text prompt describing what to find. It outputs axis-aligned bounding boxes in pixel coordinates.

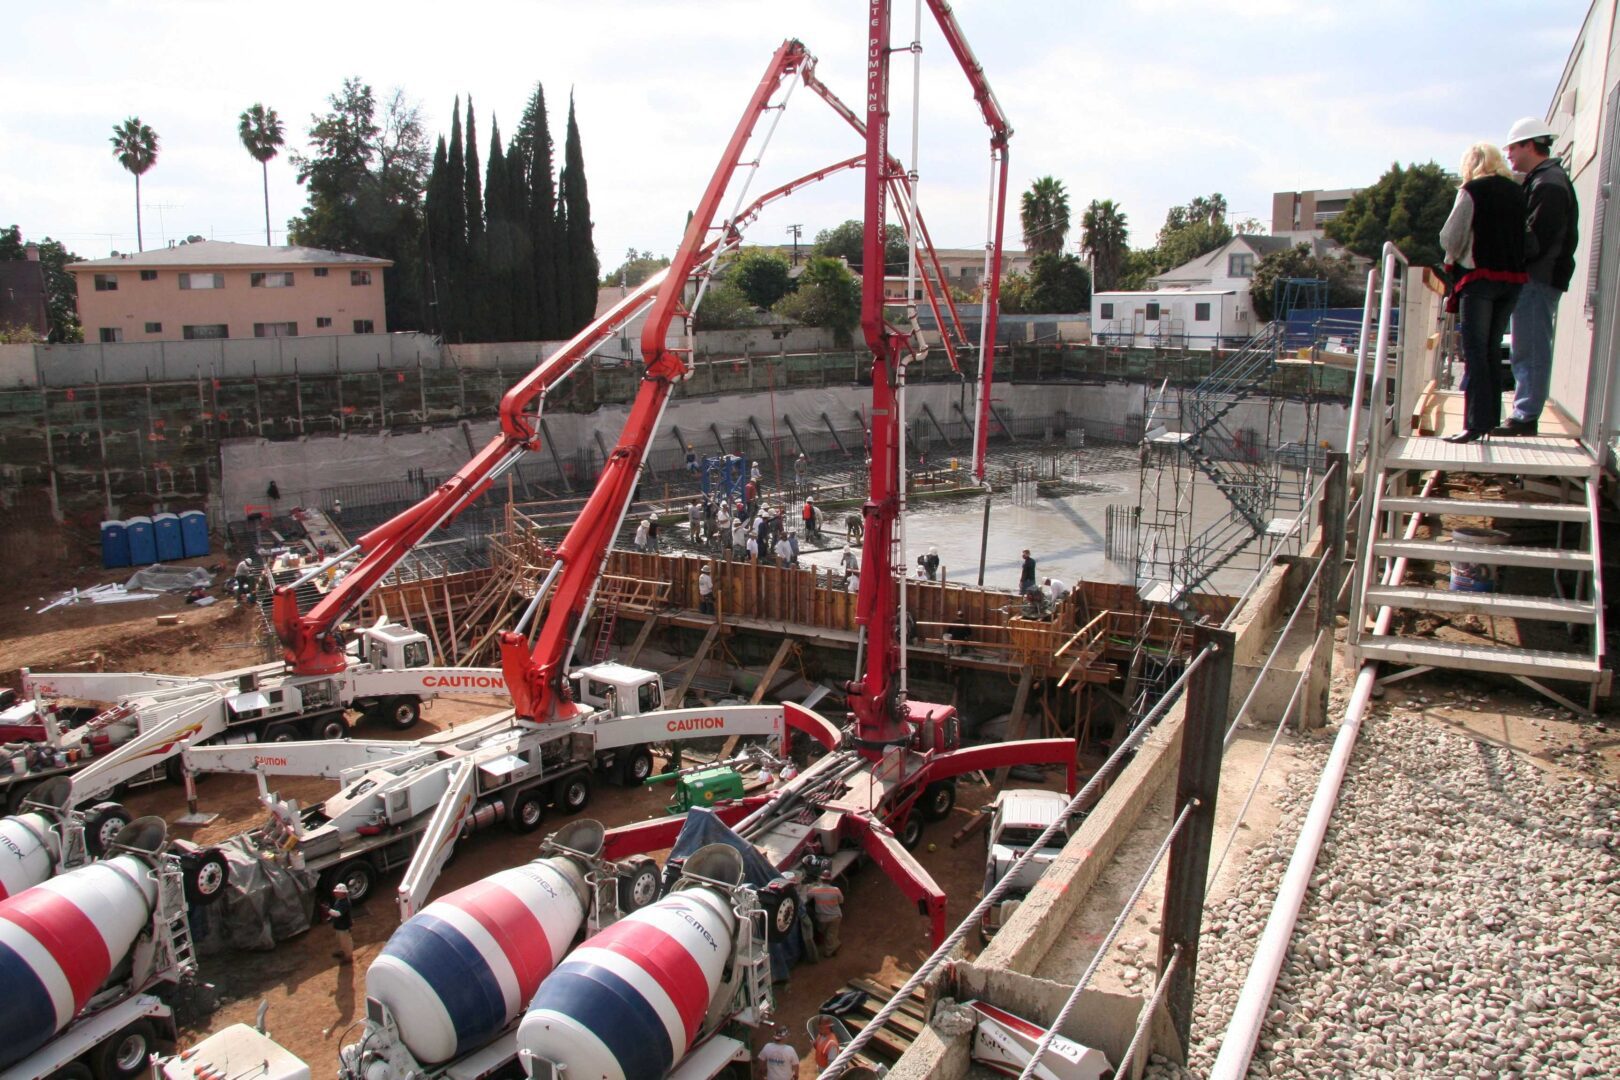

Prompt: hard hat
[775,1025,791,1038]
[806,496,814,502]
[821,866,835,879]
[1505,117,1556,145]
[700,563,710,571]
[818,1016,834,1028]
[333,883,349,894]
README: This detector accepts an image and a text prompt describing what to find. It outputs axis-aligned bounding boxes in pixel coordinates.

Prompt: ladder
[590,605,619,664]
[156,862,198,977]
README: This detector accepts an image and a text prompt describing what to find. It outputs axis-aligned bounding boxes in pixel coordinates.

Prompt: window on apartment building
[182,324,229,340]
[350,270,372,286]
[99,327,123,343]
[1195,303,1211,322]
[140,270,158,282]
[316,317,332,328]
[94,273,118,292]
[1227,254,1254,278]
[144,322,162,333]
[254,322,299,337]
[353,319,375,334]
[1099,303,1114,320]
[250,271,295,288]
[313,267,329,277]
[179,272,225,290]
[1145,302,1161,321]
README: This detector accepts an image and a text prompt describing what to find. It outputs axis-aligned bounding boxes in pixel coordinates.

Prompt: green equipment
[644,763,747,814]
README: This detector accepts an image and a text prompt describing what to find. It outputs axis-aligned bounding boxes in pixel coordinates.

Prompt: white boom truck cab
[569,662,665,717]
[981,788,1074,940]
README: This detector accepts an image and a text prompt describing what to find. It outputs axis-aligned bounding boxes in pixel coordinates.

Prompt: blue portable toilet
[100,520,130,569]
[126,516,157,565]
[152,513,184,562]
[179,510,209,558]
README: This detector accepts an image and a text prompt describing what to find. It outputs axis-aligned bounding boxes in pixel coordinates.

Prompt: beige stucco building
[69,241,391,344]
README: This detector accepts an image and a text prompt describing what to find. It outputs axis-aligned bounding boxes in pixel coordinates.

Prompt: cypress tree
[464,97,485,337]
[514,83,559,340]
[423,135,450,337]
[558,94,599,335]
[446,98,467,339]
[507,116,536,341]
[484,118,514,341]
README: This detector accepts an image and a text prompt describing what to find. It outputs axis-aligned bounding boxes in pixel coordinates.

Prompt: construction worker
[758,1025,800,1080]
[813,1016,841,1069]
[846,568,859,593]
[794,452,808,491]
[945,609,972,655]
[839,544,858,571]
[801,496,817,538]
[328,882,354,963]
[698,563,714,615]
[634,517,651,553]
[923,546,940,581]
[1019,548,1037,597]
[331,496,343,521]
[1044,576,1069,605]
[685,444,699,476]
[808,866,844,957]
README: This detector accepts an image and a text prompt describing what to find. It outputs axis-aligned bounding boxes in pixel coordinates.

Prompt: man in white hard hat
[328,882,354,963]
[1498,117,1579,436]
[758,1024,800,1079]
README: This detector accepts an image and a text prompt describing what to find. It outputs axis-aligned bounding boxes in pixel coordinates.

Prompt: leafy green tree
[558,95,598,335]
[1020,176,1071,256]
[1116,247,1162,292]
[1248,244,1366,321]
[603,249,671,289]
[0,226,84,342]
[731,249,791,309]
[238,103,285,245]
[1156,220,1233,272]
[109,117,159,252]
[1326,161,1455,267]
[693,279,757,330]
[288,79,431,331]
[773,255,860,338]
[1080,200,1129,291]
[1026,253,1091,312]
[998,270,1032,313]
[812,219,909,275]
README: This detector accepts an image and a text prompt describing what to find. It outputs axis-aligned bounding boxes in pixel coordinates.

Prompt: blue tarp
[668,808,804,978]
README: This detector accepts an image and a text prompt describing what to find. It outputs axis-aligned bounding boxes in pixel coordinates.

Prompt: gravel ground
[1144,701,1620,1079]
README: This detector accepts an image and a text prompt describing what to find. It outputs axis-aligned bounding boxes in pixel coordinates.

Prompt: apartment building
[1270,187,1361,242]
[69,240,391,343]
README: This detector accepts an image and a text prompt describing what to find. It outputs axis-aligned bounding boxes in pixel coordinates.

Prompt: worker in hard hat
[698,563,714,615]
[758,1025,800,1080]
[328,882,354,963]
[685,444,699,475]
[807,866,845,957]
[813,1016,842,1068]
[1499,116,1579,437]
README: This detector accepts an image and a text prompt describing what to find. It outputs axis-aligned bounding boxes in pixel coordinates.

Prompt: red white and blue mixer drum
[0,813,59,901]
[0,853,158,1071]
[518,884,737,1080]
[366,857,588,1065]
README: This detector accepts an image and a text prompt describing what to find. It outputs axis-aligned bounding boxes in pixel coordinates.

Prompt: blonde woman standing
[1438,141,1529,443]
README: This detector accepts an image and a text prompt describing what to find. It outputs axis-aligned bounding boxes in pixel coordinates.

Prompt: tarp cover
[668,808,806,977]
[193,836,318,953]
[125,565,212,593]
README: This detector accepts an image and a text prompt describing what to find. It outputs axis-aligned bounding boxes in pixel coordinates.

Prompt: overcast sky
[0,0,1592,267]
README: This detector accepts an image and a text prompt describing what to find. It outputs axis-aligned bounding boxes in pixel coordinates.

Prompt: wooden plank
[750,637,797,705]
[991,667,1035,785]
[442,581,459,662]
[671,624,720,707]
[626,614,660,666]
[418,584,449,667]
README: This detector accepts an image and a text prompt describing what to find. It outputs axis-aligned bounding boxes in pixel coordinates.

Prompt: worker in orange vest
[813,1016,841,1068]
[807,866,844,957]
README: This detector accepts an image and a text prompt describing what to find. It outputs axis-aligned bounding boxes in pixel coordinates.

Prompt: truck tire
[5,781,40,815]
[762,886,800,944]
[618,747,655,787]
[920,781,956,822]
[183,848,231,906]
[508,789,546,834]
[261,722,300,743]
[84,803,133,857]
[554,773,592,815]
[321,859,378,905]
[382,697,421,731]
[899,813,923,851]
[91,1020,156,1080]
[617,856,662,913]
[310,714,348,741]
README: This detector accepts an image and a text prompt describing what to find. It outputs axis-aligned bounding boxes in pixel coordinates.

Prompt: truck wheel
[899,813,923,851]
[5,781,40,815]
[554,773,592,815]
[84,803,134,857]
[311,714,348,741]
[382,697,421,731]
[508,790,546,834]
[261,722,299,743]
[322,860,378,905]
[763,887,800,944]
[618,747,655,787]
[92,1020,155,1080]
[183,849,231,906]
[617,856,662,912]
[920,781,956,822]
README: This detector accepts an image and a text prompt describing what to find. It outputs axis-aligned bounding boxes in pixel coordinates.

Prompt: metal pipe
[1343,268,1378,461]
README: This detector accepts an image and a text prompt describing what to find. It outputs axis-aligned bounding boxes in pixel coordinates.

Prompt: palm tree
[1081,199,1129,292]
[1020,176,1070,257]
[109,118,159,252]
[238,103,286,245]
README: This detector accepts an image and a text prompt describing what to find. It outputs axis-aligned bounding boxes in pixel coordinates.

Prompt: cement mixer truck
[0,815,219,1080]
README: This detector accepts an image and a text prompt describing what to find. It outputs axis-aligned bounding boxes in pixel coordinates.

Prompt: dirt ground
[0,551,1041,1078]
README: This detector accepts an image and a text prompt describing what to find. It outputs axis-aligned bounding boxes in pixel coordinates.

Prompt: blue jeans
[1509,279,1560,423]
[1458,279,1520,434]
